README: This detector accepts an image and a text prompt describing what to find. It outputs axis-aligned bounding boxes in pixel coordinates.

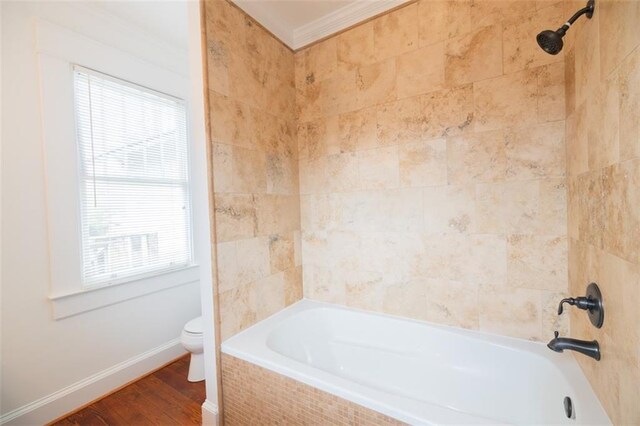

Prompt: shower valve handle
[556,283,604,329]
[557,297,596,315]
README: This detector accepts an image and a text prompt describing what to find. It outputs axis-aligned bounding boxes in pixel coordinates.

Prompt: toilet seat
[184,316,203,335]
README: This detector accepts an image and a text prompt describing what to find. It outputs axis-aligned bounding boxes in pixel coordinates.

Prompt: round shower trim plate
[586,0,595,19]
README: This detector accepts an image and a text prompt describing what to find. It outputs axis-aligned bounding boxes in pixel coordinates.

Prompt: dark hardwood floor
[53,356,205,426]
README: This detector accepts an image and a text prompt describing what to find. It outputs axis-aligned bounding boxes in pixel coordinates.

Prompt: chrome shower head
[536,0,594,55]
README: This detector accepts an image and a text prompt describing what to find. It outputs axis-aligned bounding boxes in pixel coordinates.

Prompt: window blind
[73,66,193,287]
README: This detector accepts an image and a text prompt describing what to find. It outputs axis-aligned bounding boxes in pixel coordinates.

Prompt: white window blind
[73,66,193,287]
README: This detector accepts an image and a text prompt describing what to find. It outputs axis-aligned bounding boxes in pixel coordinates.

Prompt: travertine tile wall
[295,0,568,341]
[563,0,640,422]
[221,354,406,425]
[204,0,302,341]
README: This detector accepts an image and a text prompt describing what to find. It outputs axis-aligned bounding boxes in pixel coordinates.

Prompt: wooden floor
[53,356,205,426]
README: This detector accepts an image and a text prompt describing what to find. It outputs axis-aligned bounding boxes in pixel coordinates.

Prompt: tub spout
[547,331,601,361]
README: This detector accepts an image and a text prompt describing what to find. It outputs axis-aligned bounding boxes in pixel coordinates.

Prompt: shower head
[536,0,595,55]
[537,30,565,55]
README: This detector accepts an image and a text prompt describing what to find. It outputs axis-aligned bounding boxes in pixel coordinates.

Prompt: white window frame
[36,19,199,319]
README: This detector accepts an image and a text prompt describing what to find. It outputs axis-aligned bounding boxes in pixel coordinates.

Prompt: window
[73,67,193,287]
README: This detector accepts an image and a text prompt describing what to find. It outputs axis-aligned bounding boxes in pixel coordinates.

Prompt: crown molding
[231,0,411,51]
[292,0,410,50]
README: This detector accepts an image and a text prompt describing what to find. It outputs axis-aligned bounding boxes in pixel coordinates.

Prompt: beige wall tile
[382,279,429,321]
[598,0,640,78]
[373,4,419,61]
[213,193,256,242]
[507,235,568,291]
[212,143,233,192]
[541,290,570,338]
[565,103,588,177]
[299,157,327,195]
[356,59,397,109]
[537,62,566,123]
[269,233,295,274]
[602,159,640,264]
[235,237,271,285]
[320,69,359,116]
[503,2,564,74]
[418,0,472,46]
[422,84,474,138]
[209,91,254,147]
[565,48,576,116]
[284,266,303,305]
[479,284,542,340]
[216,241,240,293]
[587,75,619,170]
[256,272,286,320]
[255,194,301,236]
[231,146,267,193]
[399,138,448,187]
[376,97,427,146]
[397,43,445,98]
[337,22,375,71]
[618,46,640,162]
[505,121,566,180]
[421,279,479,329]
[447,129,506,184]
[424,185,476,233]
[303,263,345,304]
[303,38,337,82]
[445,24,503,86]
[473,69,538,132]
[338,107,378,152]
[358,146,400,190]
[539,178,568,236]
[476,180,547,234]
[207,39,230,96]
[411,234,507,284]
[470,0,536,30]
[574,12,600,107]
[219,282,257,340]
[325,152,360,192]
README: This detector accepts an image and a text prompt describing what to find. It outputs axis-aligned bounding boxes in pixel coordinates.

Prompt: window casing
[73,67,193,287]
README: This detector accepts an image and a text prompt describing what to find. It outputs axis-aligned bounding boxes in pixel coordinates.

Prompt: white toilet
[181,316,204,382]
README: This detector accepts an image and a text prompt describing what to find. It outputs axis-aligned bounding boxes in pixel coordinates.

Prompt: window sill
[49,265,199,319]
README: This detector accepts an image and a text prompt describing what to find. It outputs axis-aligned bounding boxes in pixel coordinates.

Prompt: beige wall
[295,1,568,341]
[204,0,302,341]
[564,0,640,422]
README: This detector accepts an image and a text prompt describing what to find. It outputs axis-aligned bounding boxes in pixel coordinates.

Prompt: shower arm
[557,0,594,34]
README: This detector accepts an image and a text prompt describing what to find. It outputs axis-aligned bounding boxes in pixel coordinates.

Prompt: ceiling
[231,0,410,50]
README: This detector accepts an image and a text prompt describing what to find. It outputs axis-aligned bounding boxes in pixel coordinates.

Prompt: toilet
[181,316,204,382]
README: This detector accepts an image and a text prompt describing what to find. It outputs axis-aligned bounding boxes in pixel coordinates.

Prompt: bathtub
[221,299,610,425]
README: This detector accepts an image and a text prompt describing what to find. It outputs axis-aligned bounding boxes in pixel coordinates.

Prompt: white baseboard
[1,338,186,425]
[201,399,219,426]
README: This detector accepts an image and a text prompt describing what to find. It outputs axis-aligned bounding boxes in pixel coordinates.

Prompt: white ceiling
[232,0,410,50]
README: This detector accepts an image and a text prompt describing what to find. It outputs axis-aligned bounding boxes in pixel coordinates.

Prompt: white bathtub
[222,299,610,425]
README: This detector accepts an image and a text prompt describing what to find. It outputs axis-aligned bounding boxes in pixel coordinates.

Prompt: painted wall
[1,1,202,421]
[295,0,568,341]
[564,0,640,422]
[203,0,302,341]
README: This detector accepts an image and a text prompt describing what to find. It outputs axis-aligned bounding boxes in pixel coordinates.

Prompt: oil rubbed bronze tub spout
[547,331,601,361]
